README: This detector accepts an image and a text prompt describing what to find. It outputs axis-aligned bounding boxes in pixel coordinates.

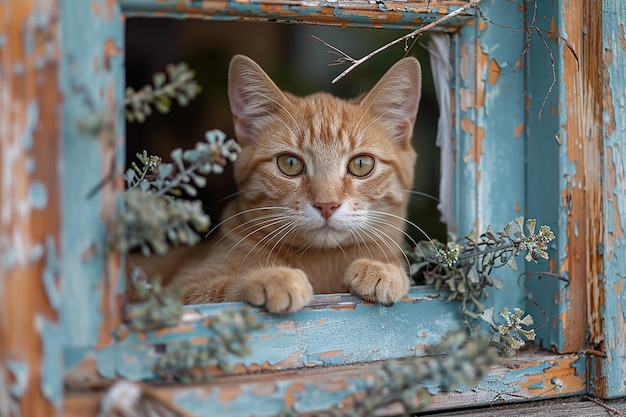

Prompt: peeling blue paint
[59,0,124,348]
[569,350,586,377]
[37,315,63,407]
[118,1,470,29]
[25,157,35,174]
[23,101,38,150]
[524,0,568,353]
[68,288,465,382]
[43,235,62,310]
[174,383,285,416]
[13,61,24,75]
[6,361,28,398]
[597,0,626,398]
[528,381,545,389]
[29,243,44,263]
[27,182,47,209]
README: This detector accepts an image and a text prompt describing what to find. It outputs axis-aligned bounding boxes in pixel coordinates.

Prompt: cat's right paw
[244,267,313,314]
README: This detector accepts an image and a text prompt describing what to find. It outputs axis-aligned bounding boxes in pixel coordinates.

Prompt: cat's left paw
[343,259,409,305]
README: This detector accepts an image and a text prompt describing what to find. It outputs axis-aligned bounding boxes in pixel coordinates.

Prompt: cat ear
[359,57,422,146]
[228,55,290,145]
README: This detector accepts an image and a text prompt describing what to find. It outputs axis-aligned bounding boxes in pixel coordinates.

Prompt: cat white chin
[308,230,353,248]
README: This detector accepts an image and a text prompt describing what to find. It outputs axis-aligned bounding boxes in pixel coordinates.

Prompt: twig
[311,35,355,66]
[477,0,572,118]
[316,0,482,83]
[584,395,626,417]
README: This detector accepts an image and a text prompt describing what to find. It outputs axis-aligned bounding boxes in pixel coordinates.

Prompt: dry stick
[584,395,626,417]
[323,0,483,84]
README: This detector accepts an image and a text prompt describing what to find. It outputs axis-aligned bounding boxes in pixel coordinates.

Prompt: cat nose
[313,202,341,220]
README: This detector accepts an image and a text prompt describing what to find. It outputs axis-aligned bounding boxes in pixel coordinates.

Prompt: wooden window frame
[2,0,624,415]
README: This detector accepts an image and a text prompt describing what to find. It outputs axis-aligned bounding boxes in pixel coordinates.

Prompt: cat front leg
[225,266,314,314]
[342,259,409,305]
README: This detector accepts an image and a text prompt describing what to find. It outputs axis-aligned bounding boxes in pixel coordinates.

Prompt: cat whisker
[369,210,439,251]
[236,219,297,271]
[353,222,396,265]
[356,222,406,267]
[213,212,292,247]
[207,206,293,237]
[401,189,440,203]
[218,191,241,203]
[219,216,294,269]
[265,221,301,265]
[293,239,316,264]
[349,226,375,260]
[367,214,419,248]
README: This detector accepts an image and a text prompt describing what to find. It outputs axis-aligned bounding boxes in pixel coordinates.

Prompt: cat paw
[343,259,409,305]
[244,267,313,314]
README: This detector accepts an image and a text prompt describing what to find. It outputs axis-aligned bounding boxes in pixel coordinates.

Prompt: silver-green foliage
[478,307,536,357]
[280,331,497,417]
[123,274,183,332]
[154,308,264,383]
[108,129,241,256]
[125,62,202,123]
[407,216,556,313]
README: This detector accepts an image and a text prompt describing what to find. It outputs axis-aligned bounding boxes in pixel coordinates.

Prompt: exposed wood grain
[590,0,626,399]
[64,350,586,417]
[118,0,474,28]
[419,396,626,416]
[0,1,63,416]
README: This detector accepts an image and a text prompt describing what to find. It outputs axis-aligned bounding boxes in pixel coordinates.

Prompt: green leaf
[153,72,166,88]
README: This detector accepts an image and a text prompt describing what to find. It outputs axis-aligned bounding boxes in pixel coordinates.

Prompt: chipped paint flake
[36,315,62,407]
[27,181,47,209]
[6,361,29,399]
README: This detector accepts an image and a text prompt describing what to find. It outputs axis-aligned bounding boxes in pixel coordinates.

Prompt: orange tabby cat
[166,54,421,313]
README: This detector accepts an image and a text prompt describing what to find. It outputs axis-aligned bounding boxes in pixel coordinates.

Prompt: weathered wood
[420,396,626,417]
[589,0,626,399]
[525,0,600,355]
[0,1,64,416]
[57,0,125,351]
[64,288,466,387]
[63,349,586,417]
[118,0,474,28]
[454,0,529,318]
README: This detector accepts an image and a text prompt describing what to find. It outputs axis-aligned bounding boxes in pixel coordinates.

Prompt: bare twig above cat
[314,0,483,84]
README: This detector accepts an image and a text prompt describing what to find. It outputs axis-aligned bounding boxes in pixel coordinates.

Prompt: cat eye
[277,154,305,176]
[348,155,375,177]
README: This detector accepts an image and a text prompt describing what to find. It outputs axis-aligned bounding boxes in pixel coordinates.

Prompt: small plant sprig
[124,271,184,332]
[125,62,201,123]
[155,308,264,383]
[280,331,497,417]
[407,216,556,313]
[478,307,536,357]
[107,129,241,256]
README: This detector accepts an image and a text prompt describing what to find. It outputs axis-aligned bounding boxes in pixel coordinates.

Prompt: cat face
[227,55,421,249]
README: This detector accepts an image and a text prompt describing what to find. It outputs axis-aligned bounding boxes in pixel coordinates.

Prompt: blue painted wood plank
[65,350,587,416]
[117,0,473,29]
[594,0,626,399]
[64,287,465,382]
[524,0,570,353]
[452,0,530,322]
[59,1,125,348]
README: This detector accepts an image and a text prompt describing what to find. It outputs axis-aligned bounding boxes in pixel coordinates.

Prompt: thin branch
[316,0,483,84]
[584,395,626,417]
[310,35,355,66]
